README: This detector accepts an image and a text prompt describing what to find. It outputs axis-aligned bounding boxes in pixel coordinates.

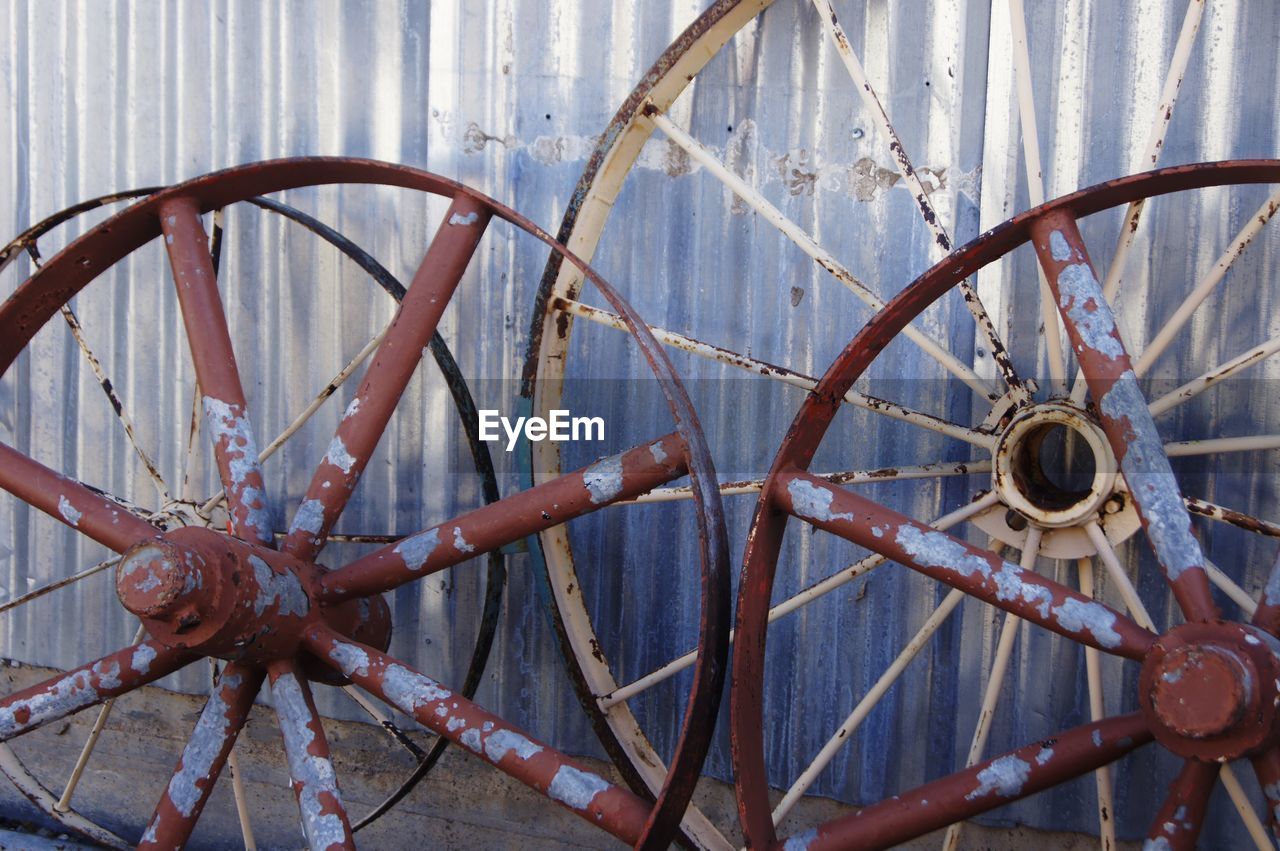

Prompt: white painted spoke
[598,492,1001,708]
[772,586,967,825]
[626,460,990,504]
[1220,762,1272,851]
[1149,333,1280,417]
[1185,496,1280,539]
[643,108,996,400]
[1204,557,1259,617]
[1084,522,1155,631]
[1135,189,1280,378]
[1007,0,1067,392]
[0,556,120,615]
[1075,558,1117,851]
[558,296,996,449]
[1164,435,1280,457]
[942,527,1041,851]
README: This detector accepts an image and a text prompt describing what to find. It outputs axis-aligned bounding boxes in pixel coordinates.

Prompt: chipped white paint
[1049,231,1074,263]
[328,643,370,678]
[394,528,440,572]
[272,672,347,850]
[445,716,466,733]
[783,827,819,851]
[202,397,263,487]
[786,478,854,524]
[0,668,102,740]
[1056,260,1124,361]
[131,643,157,675]
[162,672,243,817]
[1100,370,1202,580]
[453,527,476,554]
[964,754,1032,800]
[91,660,122,691]
[895,525,993,580]
[1142,838,1172,851]
[1052,598,1122,649]
[342,396,361,419]
[290,499,325,539]
[249,556,309,618]
[648,441,668,465]
[546,764,610,811]
[1092,729,1103,748]
[448,211,480,226]
[1035,747,1054,766]
[460,728,482,752]
[57,495,81,527]
[582,454,624,504]
[323,436,357,475]
[483,729,543,763]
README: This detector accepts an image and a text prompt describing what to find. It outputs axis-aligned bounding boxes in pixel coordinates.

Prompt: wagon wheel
[522,1,1271,846]
[0,188,508,839]
[0,157,729,849]
[730,161,1280,849]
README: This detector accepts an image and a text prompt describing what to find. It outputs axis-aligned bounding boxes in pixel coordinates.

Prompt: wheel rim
[0,157,730,849]
[526,1,1278,845]
[734,161,1280,849]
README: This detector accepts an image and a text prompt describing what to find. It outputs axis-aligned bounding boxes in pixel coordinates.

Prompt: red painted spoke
[267,661,354,851]
[282,194,492,561]
[159,196,273,547]
[305,626,652,845]
[779,713,1151,851]
[1251,748,1280,839]
[1252,552,1280,634]
[1029,210,1217,622]
[776,470,1154,659]
[0,640,195,742]
[0,440,158,552]
[138,662,263,851]
[320,432,687,603]
[1145,759,1218,849]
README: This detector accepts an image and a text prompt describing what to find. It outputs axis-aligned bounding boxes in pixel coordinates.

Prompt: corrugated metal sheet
[2,0,1279,844]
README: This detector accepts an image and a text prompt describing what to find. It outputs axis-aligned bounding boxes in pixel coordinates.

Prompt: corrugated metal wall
[2,0,1279,844]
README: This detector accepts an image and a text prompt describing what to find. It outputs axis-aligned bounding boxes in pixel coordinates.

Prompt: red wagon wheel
[0,157,729,849]
[733,161,1280,850]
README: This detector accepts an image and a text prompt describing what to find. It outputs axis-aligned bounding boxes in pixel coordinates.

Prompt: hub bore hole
[1011,423,1098,511]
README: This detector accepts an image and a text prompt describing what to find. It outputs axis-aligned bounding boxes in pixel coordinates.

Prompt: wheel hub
[116,527,391,667]
[1139,622,1280,760]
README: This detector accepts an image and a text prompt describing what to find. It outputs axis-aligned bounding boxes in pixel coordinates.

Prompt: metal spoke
[1145,759,1216,850]
[1150,331,1280,416]
[1186,496,1280,538]
[1218,762,1273,851]
[1165,435,1280,457]
[641,106,997,400]
[558,294,995,448]
[0,555,119,615]
[0,744,129,849]
[598,493,999,709]
[1075,558,1117,851]
[941,528,1041,851]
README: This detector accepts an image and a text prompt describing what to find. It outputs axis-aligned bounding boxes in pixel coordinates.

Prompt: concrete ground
[0,661,1134,850]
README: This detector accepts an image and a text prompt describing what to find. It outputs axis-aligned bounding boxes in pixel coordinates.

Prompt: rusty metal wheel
[0,187,512,842]
[0,157,729,849]
[733,161,1280,850]
[525,1,1276,846]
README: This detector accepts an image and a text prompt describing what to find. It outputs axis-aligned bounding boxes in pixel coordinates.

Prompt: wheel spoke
[0,555,119,615]
[809,0,1023,396]
[1005,0,1068,391]
[1145,759,1217,850]
[600,492,999,709]
[1165,435,1280,457]
[1031,211,1217,622]
[159,196,273,547]
[1250,747,1280,839]
[138,662,263,851]
[780,713,1151,851]
[0,441,157,552]
[1075,558,1117,851]
[268,661,354,851]
[1219,763,1273,851]
[281,195,491,561]
[1150,334,1280,418]
[641,106,997,400]
[774,587,967,825]
[942,529,1042,851]
[0,641,195,742]
[1185,496,1280,539]
[555,296,996,448]
[777,470,1153,658]
[1135,188,1280,379]
[628,459,989,504]
[320,432,688,603]
[0,744,129,849]
[1084,521,1155,631]
[306,626,653,846]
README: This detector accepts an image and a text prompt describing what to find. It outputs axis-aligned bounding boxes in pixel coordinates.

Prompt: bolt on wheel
[0,158,730,849]
[735,162,1280,850]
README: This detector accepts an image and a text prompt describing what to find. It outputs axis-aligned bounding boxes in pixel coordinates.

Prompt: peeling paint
[547,764,610,811]
[1049,230,1074,262]
[324,436,357,475]
[328,643,370,678]
[460,728,482,752]
[249,556,310,618]
[165,672,243,817]
[783,827,819,850]
[273,672,347,849]
[57,495,81,527]
[453,527,476,554]
[394,528,440,571]
[1035,747,1054,766]
[583,454,624,504]
[787,478,854,523]
[648,441,668,465]
[448,211,480,226]
[131,643,157,675]
[1056,261,1124,360]
[1092,729,1103,748]
[0,668,100,739]
[483,729,543,763]
[1052,598,1122,648]
[895,525,992,580]
[965,754,1031,800]
[290,499,325,538]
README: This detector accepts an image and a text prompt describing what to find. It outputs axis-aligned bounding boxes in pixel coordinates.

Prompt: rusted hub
[1139,622,1280,760]
[116,527,390,666]
[991,403,1116,529]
